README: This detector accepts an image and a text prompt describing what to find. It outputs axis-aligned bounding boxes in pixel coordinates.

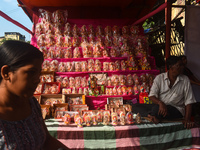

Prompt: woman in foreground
[0,40,68,150]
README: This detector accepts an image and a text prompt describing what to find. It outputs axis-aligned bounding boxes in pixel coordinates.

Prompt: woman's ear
[1,65,10,80]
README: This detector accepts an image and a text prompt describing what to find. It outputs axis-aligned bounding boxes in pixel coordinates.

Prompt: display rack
[32,10,160,110]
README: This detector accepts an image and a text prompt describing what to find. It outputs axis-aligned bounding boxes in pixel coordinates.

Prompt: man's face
[171,60,184,75]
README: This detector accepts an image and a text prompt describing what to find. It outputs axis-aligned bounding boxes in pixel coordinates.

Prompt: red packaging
[139,92,152,104]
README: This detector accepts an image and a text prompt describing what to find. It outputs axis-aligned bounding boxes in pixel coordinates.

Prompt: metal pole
[165,0,172,70]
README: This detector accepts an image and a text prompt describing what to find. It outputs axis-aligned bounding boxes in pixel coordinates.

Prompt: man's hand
[158,101,167,117]
[182,120,194,129]
[183,104,194,129]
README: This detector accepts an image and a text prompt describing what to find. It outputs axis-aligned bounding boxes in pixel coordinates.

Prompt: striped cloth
[45,119,200,150]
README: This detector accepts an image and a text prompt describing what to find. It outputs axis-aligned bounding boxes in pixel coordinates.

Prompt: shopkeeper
[147,56,196,129]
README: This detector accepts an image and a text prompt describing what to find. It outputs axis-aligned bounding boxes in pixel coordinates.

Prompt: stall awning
[17,0,158,22]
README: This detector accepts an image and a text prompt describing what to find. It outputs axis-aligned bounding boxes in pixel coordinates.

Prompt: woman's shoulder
[0,97,46,150]
[29,96,43,117]
[30,97,41,109]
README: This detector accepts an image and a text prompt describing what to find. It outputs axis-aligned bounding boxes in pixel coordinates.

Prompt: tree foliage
[0,38,14,45]
[0,38,30,45]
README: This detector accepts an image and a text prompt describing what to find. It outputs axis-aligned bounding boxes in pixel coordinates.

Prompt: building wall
[6,34,19,40]
[4,32,25,41]
[185,6,200,102]
[172,0,185,25]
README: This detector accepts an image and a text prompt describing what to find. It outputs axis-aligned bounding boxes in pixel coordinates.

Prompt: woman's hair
[0,40,44,81]
[166,56,181,70]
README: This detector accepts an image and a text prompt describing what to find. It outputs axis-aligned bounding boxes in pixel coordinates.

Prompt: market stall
[15,0,200,149]
[18,0,160,109]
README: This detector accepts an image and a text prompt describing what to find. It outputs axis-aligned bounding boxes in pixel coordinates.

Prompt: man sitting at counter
[148,56,196,129]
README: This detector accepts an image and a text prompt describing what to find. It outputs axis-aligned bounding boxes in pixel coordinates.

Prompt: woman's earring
[4,74,9,79]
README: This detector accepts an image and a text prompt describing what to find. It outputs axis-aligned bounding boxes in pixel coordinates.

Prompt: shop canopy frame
[17,0,158,21]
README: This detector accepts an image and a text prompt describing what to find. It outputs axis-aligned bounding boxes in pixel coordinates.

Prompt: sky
[0,0,33,41]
